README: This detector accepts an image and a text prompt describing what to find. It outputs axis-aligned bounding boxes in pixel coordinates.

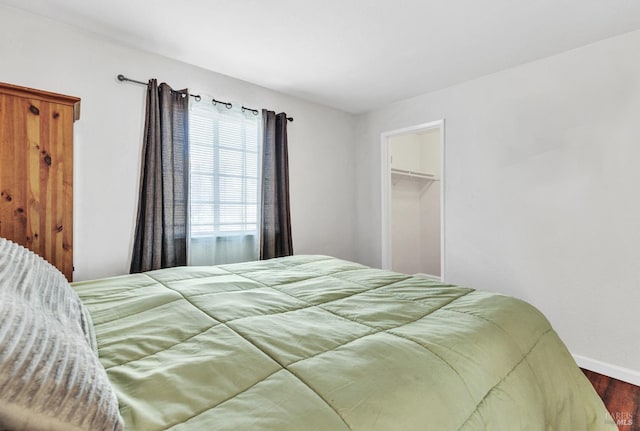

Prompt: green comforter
[72,255,614,430]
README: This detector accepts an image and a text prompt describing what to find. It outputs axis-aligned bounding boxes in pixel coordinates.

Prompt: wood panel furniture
[0,82,80,280]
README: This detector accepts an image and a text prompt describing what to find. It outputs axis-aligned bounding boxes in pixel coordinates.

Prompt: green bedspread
[72,255,615,430]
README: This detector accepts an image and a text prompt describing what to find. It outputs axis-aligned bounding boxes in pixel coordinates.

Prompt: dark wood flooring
[582,369,640,431]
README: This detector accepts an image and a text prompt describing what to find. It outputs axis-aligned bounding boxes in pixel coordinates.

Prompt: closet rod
[117,74,293,122]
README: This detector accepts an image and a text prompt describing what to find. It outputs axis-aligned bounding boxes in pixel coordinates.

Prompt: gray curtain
[260,110,293,259]
[130,80,189,273]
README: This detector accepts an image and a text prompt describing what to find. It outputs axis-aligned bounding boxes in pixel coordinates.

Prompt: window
[188,101,261,264]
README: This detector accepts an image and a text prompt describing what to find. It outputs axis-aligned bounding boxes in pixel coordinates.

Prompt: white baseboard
[573,354,640,387]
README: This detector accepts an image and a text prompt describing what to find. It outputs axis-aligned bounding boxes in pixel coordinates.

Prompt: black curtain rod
[117,74,293,122]
[117,74,201,101]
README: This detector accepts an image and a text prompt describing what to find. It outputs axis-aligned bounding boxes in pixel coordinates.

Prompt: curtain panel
[260,110,293,259]
[130,80,189,273]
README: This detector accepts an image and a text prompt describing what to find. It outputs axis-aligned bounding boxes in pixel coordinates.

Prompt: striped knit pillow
[0,238,123,431]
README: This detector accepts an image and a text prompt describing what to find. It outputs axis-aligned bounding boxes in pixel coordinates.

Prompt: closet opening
[380,120,445,280]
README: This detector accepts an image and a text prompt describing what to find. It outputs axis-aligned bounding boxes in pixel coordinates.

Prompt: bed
[0,238,616,430]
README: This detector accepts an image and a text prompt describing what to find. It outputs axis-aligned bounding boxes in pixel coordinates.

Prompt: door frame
[380,119,446,280]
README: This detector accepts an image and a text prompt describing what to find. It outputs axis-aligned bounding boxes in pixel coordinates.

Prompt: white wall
[0,5,357,280]
[420,129,441,176]
[420,182,440,277]
[390,180,441,277]
[391,183,422,274]
[355,29,640,376]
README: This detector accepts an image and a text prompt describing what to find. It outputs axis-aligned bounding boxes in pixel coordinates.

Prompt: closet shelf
[391,168,440,182]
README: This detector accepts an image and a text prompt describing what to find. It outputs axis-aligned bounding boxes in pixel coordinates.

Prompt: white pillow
[0,238,123,431]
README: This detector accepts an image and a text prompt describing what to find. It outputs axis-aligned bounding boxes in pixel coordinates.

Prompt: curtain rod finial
[117,74,126,82]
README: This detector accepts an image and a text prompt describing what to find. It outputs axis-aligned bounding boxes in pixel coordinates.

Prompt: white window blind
[189,103,261,238]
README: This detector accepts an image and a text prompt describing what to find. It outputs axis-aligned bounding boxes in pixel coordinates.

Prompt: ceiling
[3,0,640,113]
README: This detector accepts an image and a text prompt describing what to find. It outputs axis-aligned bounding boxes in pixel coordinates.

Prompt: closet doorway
[381,120,444,279]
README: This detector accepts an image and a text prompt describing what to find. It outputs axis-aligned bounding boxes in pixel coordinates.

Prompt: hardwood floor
[582,369,640,431]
